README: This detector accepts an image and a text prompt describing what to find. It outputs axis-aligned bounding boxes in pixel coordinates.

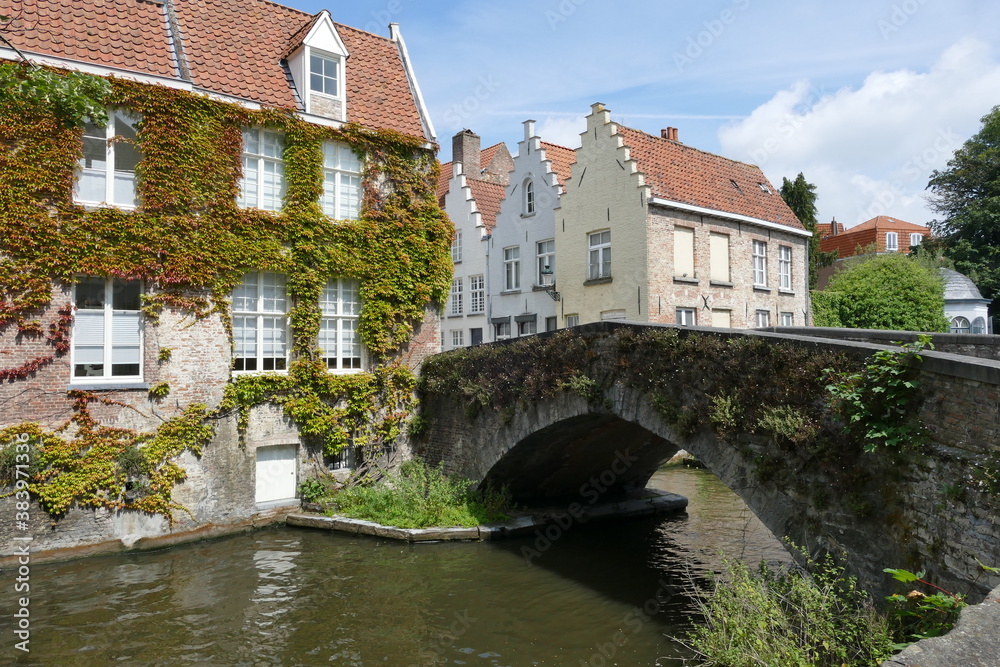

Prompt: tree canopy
[927,105,1000,313]
[780,172,836,289]
[811,253,949,332]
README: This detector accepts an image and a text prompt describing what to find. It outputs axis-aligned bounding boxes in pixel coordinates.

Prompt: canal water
[11,466,790,666]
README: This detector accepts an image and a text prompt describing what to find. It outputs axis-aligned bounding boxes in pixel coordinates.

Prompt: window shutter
[674,227,695,277]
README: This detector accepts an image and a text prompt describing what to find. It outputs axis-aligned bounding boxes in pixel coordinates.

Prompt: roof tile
[540,141,576,186]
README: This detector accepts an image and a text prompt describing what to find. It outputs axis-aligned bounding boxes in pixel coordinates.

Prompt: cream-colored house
[556,104,811,329]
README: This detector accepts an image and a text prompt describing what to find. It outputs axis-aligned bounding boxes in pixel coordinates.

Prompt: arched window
[972,317,987,334]
[950,316,971,334]
[523,178,535,215]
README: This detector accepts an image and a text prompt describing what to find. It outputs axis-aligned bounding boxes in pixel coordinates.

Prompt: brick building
[819,215,931,259]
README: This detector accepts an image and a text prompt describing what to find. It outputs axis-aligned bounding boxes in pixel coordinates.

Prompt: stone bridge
[414,322,1000,601]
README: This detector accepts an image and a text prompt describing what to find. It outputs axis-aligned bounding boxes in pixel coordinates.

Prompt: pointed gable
[540,141,576,187]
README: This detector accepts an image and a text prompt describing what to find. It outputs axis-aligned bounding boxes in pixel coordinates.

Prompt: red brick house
[819,215,931,258]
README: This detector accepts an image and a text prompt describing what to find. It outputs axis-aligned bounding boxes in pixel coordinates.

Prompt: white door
[255,445,297,503]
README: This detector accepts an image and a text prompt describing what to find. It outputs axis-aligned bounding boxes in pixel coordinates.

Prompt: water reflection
[14,466,790,666]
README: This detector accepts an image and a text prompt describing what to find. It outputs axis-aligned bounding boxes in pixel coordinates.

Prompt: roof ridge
[616,122,764,171]
[333,20,397,43]
[540,140,574,152]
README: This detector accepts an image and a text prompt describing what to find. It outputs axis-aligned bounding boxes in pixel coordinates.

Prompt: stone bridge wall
[772,326,1000,362]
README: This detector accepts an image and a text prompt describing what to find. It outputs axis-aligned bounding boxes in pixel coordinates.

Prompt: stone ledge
[285,491,688,543]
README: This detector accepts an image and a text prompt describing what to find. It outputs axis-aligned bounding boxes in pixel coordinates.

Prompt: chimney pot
[661,129,670,139]
[670,127,679,141]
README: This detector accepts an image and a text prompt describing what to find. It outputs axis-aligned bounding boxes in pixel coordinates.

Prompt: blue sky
[290,0,1000,227]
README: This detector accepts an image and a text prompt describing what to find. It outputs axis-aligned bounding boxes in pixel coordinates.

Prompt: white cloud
[718,38,1000,227]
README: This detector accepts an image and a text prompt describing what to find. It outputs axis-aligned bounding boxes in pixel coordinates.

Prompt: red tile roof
[817,220,846,237]
[616,125,804,231]
[540,141,576,186]
[480,142,505,169]
[819,215,931,258]
[3,0,428,138]
[468,179,505,230]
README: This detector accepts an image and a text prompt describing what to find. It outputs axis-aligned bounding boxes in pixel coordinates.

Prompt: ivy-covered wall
[0,64,452,554]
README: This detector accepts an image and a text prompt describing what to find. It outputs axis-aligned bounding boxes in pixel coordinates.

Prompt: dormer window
[310,52,340,97]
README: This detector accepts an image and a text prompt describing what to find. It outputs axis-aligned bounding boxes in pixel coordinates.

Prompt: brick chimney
[453,129,481,181]
[831,216,839,235]
[661,127,679,141]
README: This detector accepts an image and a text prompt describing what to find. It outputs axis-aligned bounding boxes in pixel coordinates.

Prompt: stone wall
[772,326,1000,361]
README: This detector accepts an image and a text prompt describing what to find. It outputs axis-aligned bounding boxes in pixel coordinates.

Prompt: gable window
[710,232,730,283]
[239,129,285,212]
[233,272,288,372]
[469,275,485,314]
[885,232,899,252]
[310,52,340,97]
[451,229,463,263]
[523,178,535,215]
[537,239,555,286]
[320,278,363,372]
[449,278,464,316]
[321,142,361,219]
[910,233,923,248]
[72,277,142,380]
[755,309,771,328]
[589,230,611,280]
[752,240,768,287]
[77,109,141,208]
[676,307,696,326]
[778,245,792,291]
[504,246,521,291]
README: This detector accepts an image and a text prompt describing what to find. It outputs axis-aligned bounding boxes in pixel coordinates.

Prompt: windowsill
[778,289,796,296]
[584,277,613,286]
[452,259,462,264]
[520,212,536,219]
[232,369,290,377]
[500,289,522,295]
[67,381,148,391]
[710,280,734,288]
[447,314,465,318]
[75,200,137,212]
[753,286,771,293]
[469,311,485,316]
[673,276,699,285]
[532,284,555,292]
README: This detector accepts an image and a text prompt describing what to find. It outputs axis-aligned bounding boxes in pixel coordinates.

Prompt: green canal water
[10,467,790,666]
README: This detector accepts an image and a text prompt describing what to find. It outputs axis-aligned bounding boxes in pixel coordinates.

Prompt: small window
[972,317,986,334]
[752,240,768,287]
[778,245,792,291]
[232,272,289,373]
[329,445,356,471]
[310,52,340,97]
[758,183,771,193]
[729,179,742,192]
[524,178,535,215]
[449,278,463,316]
[950,316,971,334]
[503,247,521,291]
[780,312,794,327]
[76,109,141,208]
[451,229,463,263]
[910,233,923,248]
[518,320,536,337]
[495,321,511,340]
[566,314,580,328]
[469,275,485,314]
[470,328,483,346]
[755,310,771,328]
[885,232,899,252]
[537,239,555,286]
[676,308,696,326]
[72,277,143,380]
[589,230,612,280]
[451,330,464,347]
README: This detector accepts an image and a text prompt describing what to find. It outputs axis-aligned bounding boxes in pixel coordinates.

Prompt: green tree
[781,172,837,288]
[927,105,1000,313]
[812,253,949,332]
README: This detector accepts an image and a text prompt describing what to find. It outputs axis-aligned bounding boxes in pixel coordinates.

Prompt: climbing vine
[0,63,452,518]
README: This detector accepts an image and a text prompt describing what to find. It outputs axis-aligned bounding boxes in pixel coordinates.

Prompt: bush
[331,460,511,528]
[683,549,894,666]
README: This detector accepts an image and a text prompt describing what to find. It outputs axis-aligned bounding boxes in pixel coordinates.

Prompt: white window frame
[239,129,285,212]
[71,277,143,382]
[452,228,463,263]
[232,272,289,373]
[451,330,464,347]
[755,309,771,328]
[76,109,141,208]
[752,240,768,287]
[676,307,697,326]
[495,321,511,340]
[780,312,794,327]
[778,245,792,291]
[310,51,341,98]
[469,275,485,314]
[319,278,364,373]
[320,141,361,220]
[449,278,464,316]
[566,314,580,328]
[950,316,971,334]
[537,239,555,286]
[589,230,612,280]
[885,232,899,252]
[504,246,521,291]
[523,178,535,215]
[910,233,923,248]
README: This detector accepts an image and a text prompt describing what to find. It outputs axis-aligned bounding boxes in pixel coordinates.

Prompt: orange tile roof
[817,220,846,237]
[849,215,929,233]
[819,215,931,258]
[436,161,453,203]
[468,179,505,230]
[541,141,576,186]
[3,0,428,138]
[616,125,804,231]
[480,143,505,168]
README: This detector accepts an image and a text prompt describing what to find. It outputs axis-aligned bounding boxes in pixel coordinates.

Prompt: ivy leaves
[0,63,110,128]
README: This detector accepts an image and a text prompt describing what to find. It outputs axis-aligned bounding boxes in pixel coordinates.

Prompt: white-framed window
[566,314,580,328]
[676,307,696,326]
[973,317,987,334]
[310,52,340,97]
[451,228,463,263]
[885,232,899,252]
[545,316,557,332]
[524,178,535,215]
[910,233,923,248]
[537,239,555,286]
[71,277,142,380]
[752,240,768,287]
[469,275,485,314]
[321,141,361,219]
[518,319,537,336]
[710,232,730,282]
[495,321,511,339]
[451,330,464,347]
[239,129,285,212]
[449,278,463,316]
[778,245,792,291]
[232,272,288,373]
[950,316,971,334]
[76,109,141,208]
[589,230,611,280]
[755,309,771,328]
[780,312,794,326]
[504,246,521,291]
[674,226,695,278]
[320,278,363,372]
[329,445,356,471]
